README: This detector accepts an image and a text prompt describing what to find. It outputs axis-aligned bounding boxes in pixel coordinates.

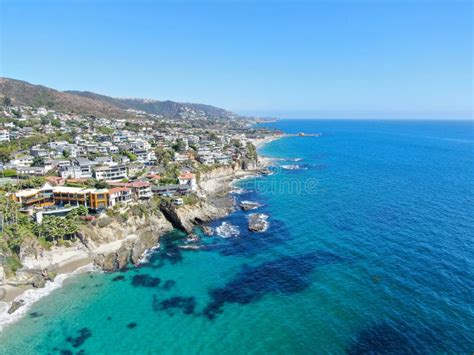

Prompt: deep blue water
[0,119,473,353]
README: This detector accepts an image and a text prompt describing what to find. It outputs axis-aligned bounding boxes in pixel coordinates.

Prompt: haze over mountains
[0,78,239,120]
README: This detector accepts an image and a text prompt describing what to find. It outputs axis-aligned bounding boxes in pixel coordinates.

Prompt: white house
[0,130,10,142]
[178,172,197,191]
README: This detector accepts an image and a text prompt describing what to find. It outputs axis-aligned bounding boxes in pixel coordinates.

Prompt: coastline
[0,133,285,330]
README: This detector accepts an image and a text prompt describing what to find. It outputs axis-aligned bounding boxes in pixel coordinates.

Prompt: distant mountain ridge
[0,78,239,120]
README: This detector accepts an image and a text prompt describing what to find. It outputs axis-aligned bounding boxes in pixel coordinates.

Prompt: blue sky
[1,0,472,119]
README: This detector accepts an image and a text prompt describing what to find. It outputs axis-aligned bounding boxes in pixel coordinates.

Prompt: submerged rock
[239,201,261,211]
[178,245,201,251]
[185,233,200,243]
[248,214,270,232]
[66,327,92,348]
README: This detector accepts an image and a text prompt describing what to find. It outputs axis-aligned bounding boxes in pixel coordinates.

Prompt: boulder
[8,300,24,314]
[248,213,270,232]
[239,201,261,211]
[32,274,47,288]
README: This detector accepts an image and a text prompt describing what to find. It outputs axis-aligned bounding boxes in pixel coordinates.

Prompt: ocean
[0,119,473,353]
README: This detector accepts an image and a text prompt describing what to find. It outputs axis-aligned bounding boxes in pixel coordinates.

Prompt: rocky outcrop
[248,213,270,232]
[87,210,173,272]
[31,274,46,288]
[198,160,257,197]
[240,201,261,211]
[8,300,24,314]
[161,201,229,233]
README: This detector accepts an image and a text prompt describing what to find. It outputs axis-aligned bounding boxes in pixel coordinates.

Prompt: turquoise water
[1,119,473,353]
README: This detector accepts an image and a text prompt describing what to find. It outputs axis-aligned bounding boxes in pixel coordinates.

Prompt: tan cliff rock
[85,209,173,271]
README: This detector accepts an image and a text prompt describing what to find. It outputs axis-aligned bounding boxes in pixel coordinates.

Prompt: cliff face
[85,210,173,271]
[161,201,229,233]
[198,160,257,196]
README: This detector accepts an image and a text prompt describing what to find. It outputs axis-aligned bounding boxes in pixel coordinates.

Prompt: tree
[120,150,137,162]
[0,147,12,163]
[94,180,109,189]
[172,138,186,153]
[2,96,12,108]
[62,150,70,158]
[155,147,174,165]
[17,176,45,189]
[50,119,61,128]
[40,116,50,126]
[32,156,45,167]
[246,142,257,160]
[231,139,242,148]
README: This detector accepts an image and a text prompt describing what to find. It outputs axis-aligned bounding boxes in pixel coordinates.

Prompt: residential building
[109,181,152,200]
[108,187,132,206]
[94,165,128,181]
[178,172,197,191]
[0,129,10,142]
[52,186,109,210]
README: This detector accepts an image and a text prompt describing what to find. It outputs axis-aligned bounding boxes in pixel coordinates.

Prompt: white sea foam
[230,187,246,195]
[137,243,161,265]
[215,222,240,238]
[281,164,307,170]
[0,263,96,331]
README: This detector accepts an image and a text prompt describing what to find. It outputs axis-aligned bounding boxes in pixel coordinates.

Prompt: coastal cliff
[0,203,173,302]
[84,208,173,271]
[0,158,262,314]
[161,201,229,233]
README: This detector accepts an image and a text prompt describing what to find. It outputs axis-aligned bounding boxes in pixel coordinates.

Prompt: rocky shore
[0,134,284,325]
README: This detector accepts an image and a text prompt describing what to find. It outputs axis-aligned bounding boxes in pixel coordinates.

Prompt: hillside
[0,78,239,120]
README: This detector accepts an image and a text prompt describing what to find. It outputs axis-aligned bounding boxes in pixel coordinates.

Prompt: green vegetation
[246,142,257,160]
[158,177,178,185]
[230,138,242,148]
[182,194,199,205]
[155,147,174,165]
[120,150,137,162]
[1,169,17,177]
[32,156,45,167]
[97,126,114,135]
[172,138,186,152]
[0,193,89,262]
[17,176,45,189]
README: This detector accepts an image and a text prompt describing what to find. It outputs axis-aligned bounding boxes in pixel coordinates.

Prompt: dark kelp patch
[112,275,125,281]
[65,327,92,348]
[152,295,196,315]
[29,311,43,318]
[131,274,161,287]
[203,251,342,320]
[162,280,176,290]
[126,322,137,329]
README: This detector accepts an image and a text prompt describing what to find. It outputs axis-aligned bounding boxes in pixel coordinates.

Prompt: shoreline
[0,133,286,331]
